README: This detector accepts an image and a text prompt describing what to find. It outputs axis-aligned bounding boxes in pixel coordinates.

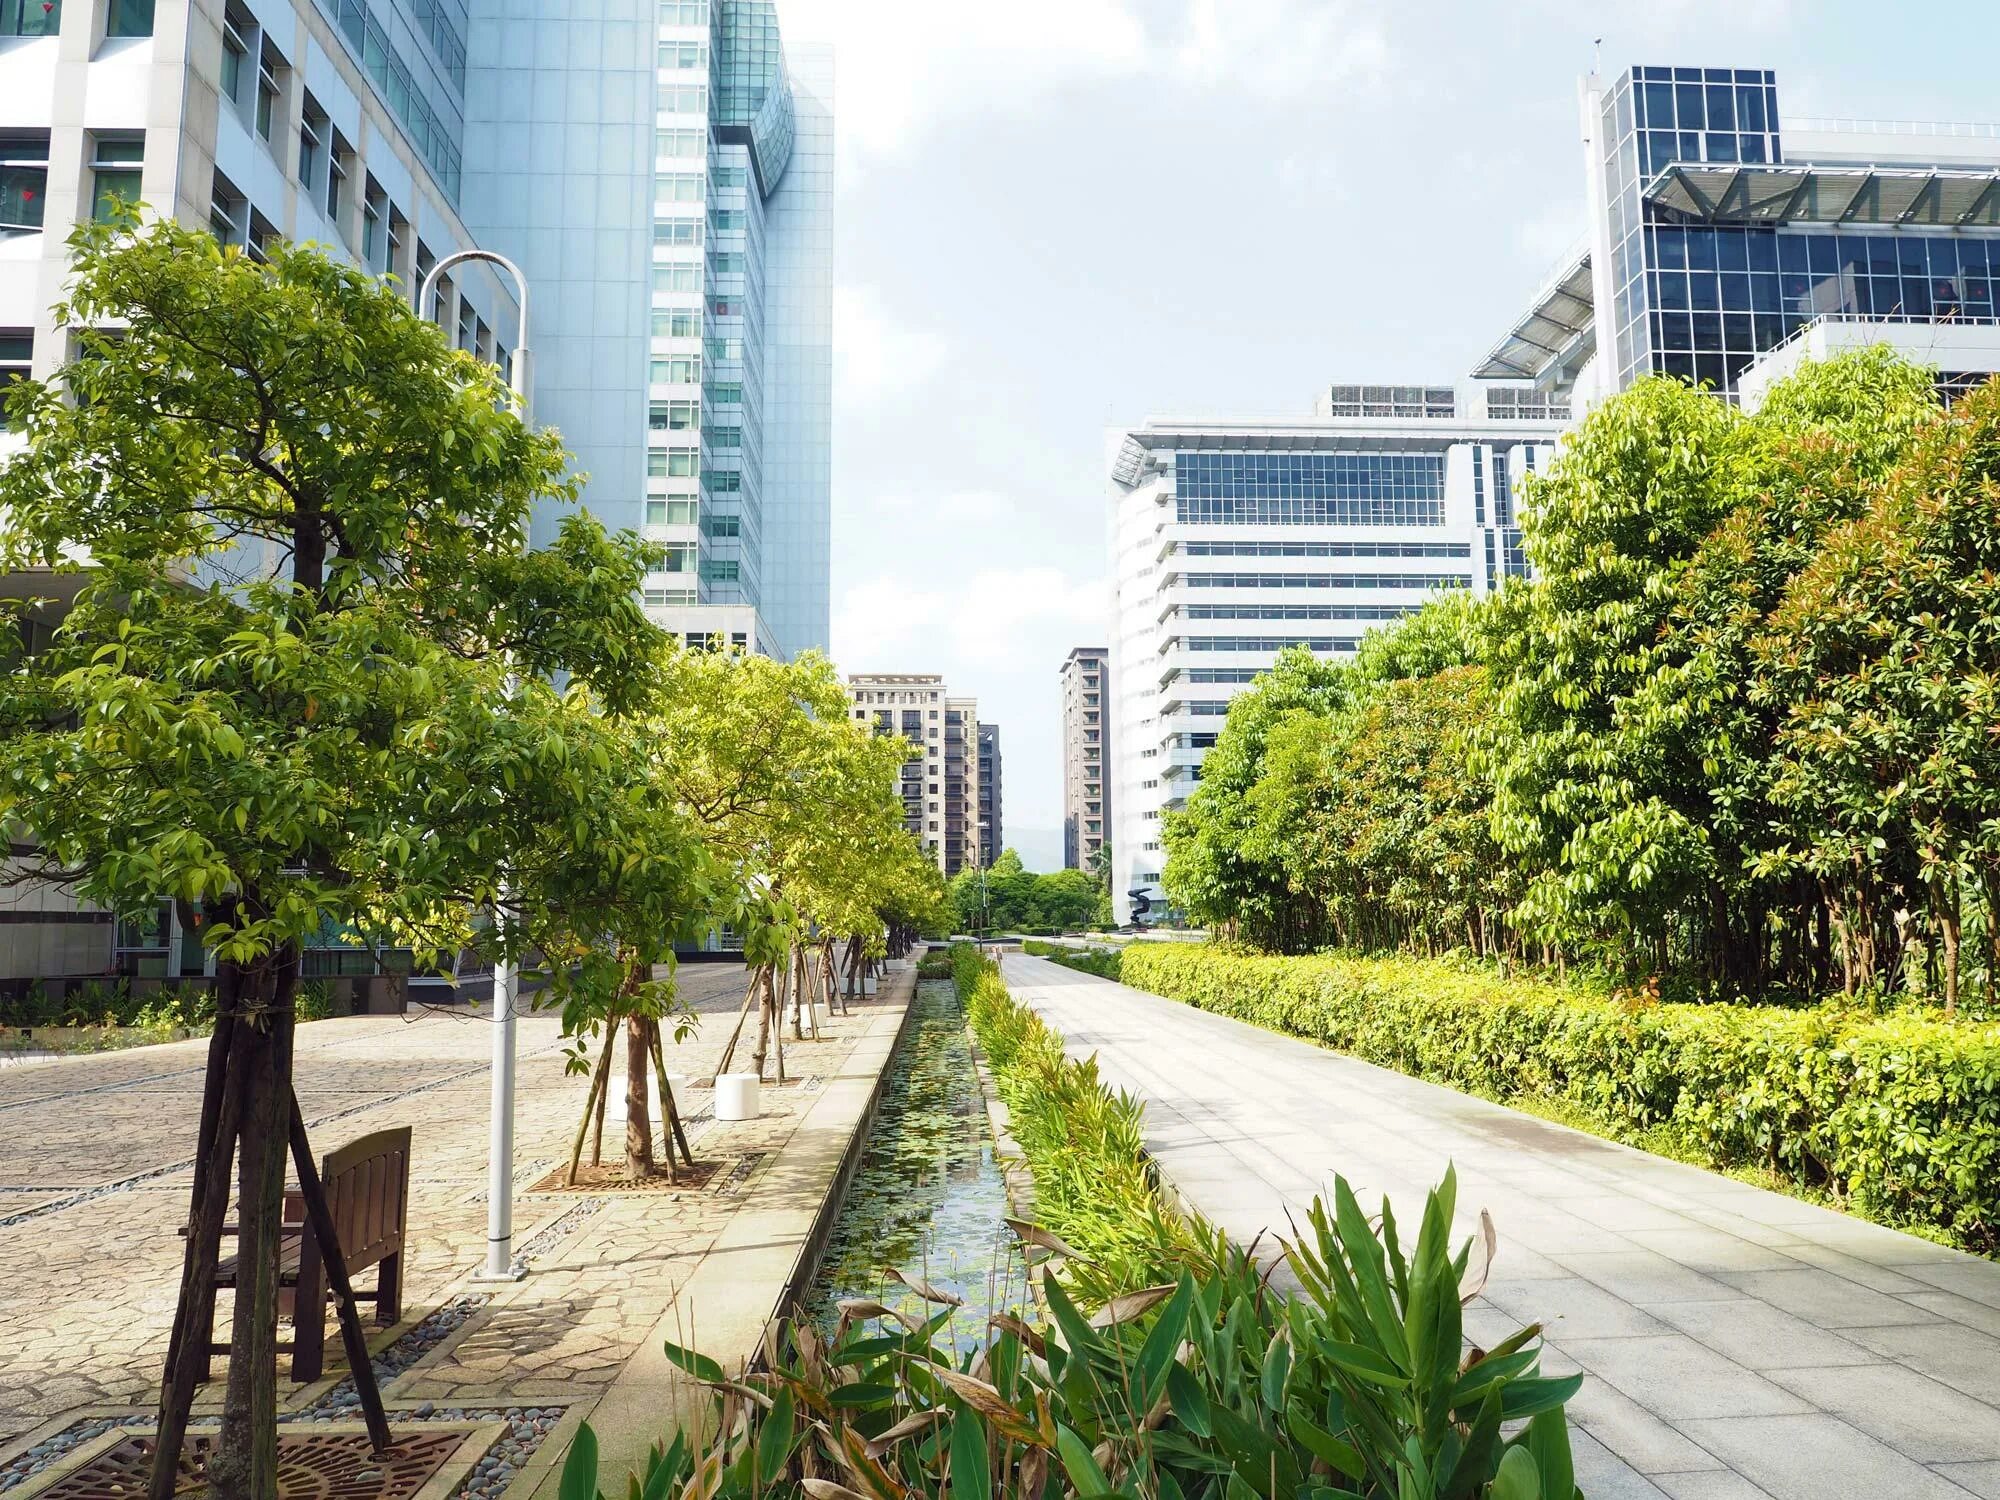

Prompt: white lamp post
[419,250,532,1283]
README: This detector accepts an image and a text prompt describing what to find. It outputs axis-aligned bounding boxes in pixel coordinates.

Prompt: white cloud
[778,0,1395,164]
[833,285,949,411]
[832,565,1109,674]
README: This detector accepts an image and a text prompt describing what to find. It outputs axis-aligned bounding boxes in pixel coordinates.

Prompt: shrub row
[1019,938,1123,981]
[952,944,1200,1298]
[1119,944,2000,1255]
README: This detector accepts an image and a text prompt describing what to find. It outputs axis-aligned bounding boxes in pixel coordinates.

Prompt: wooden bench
[202,1126,411,1383]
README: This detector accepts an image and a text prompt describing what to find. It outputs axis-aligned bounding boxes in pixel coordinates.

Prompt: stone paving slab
[1001,953,2000,1499]
[0,960,913,1478]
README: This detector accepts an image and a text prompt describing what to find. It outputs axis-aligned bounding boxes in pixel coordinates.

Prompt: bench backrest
[320,1126,410,1273]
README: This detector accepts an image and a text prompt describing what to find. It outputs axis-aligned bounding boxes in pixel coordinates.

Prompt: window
[705,424,741,449]
[1174,451,1447,527]
[656,127,704,158]
[207,171,245,246]
[649,399,699,431]
[656,172,704,203]
[650,355,700,384]
[653,219,703,246]
[650,448,699,477]
[704,513,740,537]
[455,299,475,352]
[386,207,410,281]
[297,93,325,189]
[658,40,705,68]
[0,330,30,428]
[256,43,283,142]
[430,271,452,328]
[220,15,248,105]
[707,381,742,404]
[90,137,143,222]
[702,468,740,492]
[659,0,708,20]
[654,264,701,293]
[361,178,386,268]
[0,0,59,35]
[713,166,747,189]
[652,308,701,337]
[701,559,739,583]
[325,130,353,224]
[661,85,708,115]
[0,133,48,233]
[106,0,153,36]
[645,498,697,526]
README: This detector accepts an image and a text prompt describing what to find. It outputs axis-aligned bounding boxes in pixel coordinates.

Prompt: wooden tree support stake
[287,1098,394,1455]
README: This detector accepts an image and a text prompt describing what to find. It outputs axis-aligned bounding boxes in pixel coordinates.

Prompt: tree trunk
[208,947,299,1500]
[1939,882,1961,1018]
[624,1013,655,1179]
[750,964,773,1080]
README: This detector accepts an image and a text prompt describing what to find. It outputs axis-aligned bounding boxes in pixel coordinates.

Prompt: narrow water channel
[807,979,1025,1354]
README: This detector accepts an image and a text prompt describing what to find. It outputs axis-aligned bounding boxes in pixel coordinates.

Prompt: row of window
[659,40,706,69]
[0,133,141,233]
[1175,540,1470,559]
[1179,636,1360,653]
[1177,572,1472,591]
[1178,603,1416,622]
[0,0,151,38]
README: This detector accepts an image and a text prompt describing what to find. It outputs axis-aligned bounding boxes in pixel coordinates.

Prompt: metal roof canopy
[1645,163,2000,227]
[1473,247,1596,381]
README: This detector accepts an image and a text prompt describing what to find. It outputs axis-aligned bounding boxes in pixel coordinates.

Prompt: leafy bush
[954,944,1194,1300]
[915,947,955,981]
[1020,939,1122,981]
[1121,943,2000,1255]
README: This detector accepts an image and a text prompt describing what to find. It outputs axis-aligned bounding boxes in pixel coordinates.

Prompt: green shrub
[296,979,335,1022]
[1020,938,1122,981]
[914,946,955,981]
[953,943,1193,1300]
[1121,944,2000,1255]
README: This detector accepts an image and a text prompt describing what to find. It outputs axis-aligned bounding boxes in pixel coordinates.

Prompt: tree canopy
[1164,350,2000,1011]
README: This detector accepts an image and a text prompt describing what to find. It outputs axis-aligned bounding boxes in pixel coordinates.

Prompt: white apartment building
[845,672,983,878]
[1106,384,1565,924]
[1059,646,1108,870]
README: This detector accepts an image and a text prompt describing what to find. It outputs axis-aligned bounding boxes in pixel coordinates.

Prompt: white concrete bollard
[646,1071,694,1127]
[715,1073,761,1121]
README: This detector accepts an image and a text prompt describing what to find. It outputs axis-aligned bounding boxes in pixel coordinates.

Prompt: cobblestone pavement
[0,962,886,1450]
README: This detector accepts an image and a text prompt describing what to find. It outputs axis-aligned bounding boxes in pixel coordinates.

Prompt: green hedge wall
[1118,944,2000,1255]
[1019,939,1123,981]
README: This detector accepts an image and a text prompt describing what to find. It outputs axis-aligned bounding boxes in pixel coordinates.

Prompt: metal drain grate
[39,1430,470,1500]
[714,1152,767,1195]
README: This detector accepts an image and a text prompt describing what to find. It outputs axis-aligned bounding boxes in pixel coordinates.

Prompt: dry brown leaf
[1088,1283,1177,1328]
[987,1313,1047,1356]
[862,1408,948,1460]
[1004,1218,1091,1262]
[801,1482,876,1500]
[1458,1209,1498,1306]
[884,1266,965,1307]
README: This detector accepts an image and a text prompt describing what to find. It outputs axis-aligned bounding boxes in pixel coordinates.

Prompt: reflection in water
[808,980,1025,1354]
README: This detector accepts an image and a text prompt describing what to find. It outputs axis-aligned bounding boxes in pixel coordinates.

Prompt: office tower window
[660,544,694,573]
[651,448,699,477]
[650,355,700,384]
[654,265,701,293]
[652,308,701,337]
[1471,445,1486,525]
[658,40,706,68]
[325,130,354,224]
[0,133,48,233]
[297,93,326,190]
[90,137,144,222]
[1174,451,1446,527]
[255,42,283,142]
[659,1,708,21]
[706,425,742,449]
[0,331,30,427]
[653,220,703,246]
[702,559,739,582]
[220,13,248,105]
[246,207,279,263]
[646,498,697,526]
[0,0,58,34]
[208,170,246,246]
[361,177,385,267]
[386,207,410,282]
[649,400,699,430]
[105,0,152,36]
[657,172,705,203]
[660,85,708,115]
[455,300,475,352]
[656,127,704,158]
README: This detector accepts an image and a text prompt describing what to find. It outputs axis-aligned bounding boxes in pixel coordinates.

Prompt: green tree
[0,221,665,1500]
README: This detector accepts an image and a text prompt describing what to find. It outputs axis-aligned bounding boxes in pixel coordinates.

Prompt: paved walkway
[1002,954,2000,1500]
[0,960,909,1486]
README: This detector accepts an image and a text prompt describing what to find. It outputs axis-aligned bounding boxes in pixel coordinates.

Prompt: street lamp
[419,250,532,1283]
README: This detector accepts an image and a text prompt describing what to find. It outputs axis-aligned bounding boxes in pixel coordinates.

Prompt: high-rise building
[465,0,834,660]
[1106,388,1566,923]
[977,723,1002,868]
[846,673,983,878]
[1059,647,1109,870]
[1483,64,2000,410]
[0,0,834,987]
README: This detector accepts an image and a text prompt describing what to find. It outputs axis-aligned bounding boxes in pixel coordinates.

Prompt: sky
[774,0,2000,872]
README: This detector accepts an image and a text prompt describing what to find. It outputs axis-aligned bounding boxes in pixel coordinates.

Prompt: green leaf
[659,1339,724,1383]
[949,1409,990,1500]
[1525,1408,1575,1500]
[1490,1446,1540,1500]
[1055,1424,1112,1496]
[756,1383,795,1484]
[558,1422,600,1500]
[1166,1361,1212,1440]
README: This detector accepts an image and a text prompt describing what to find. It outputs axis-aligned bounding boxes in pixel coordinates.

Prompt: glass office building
[1104,391,1566,923]
[466,0,833,660]
[1483,65,2000,405]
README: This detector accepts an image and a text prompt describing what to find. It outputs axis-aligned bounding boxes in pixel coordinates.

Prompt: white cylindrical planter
[812,1003,831,1030]
[645,1071,694,1127]
[715,1073,761,1121]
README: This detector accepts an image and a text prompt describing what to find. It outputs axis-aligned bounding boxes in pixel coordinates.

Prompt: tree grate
[37,1429,469,1500]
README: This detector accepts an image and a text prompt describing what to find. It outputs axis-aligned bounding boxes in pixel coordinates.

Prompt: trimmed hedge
[1019,939,1122,981]
[1119,944,2000,1256]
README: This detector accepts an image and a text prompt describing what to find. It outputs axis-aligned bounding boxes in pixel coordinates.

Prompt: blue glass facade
[1601,65,2000,393]
[1174,451,1446,526]
[318,0,467,197]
